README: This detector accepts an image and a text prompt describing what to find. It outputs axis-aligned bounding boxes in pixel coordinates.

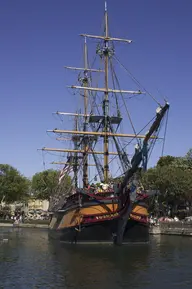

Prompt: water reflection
[50,241,151,289]
[0,228,192,289]
[0,228,63,289]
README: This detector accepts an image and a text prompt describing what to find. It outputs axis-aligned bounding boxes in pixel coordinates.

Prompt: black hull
[49,219,118,244]
[123,219,149,243]
[49,217,149,244]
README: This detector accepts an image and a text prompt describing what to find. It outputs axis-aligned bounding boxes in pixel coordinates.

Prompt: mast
[40,3,154,190]
[82,37,89,188]
[73,115,78,188]
[103,1,109,183]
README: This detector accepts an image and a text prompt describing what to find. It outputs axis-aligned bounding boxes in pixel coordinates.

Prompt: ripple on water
[0,229,192,289]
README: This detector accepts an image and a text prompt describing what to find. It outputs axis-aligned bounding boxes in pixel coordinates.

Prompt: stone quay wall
[150,221,192,236]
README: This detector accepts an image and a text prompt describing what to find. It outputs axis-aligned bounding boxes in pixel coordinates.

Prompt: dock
[150,221,192,236]
[0,222,49,229]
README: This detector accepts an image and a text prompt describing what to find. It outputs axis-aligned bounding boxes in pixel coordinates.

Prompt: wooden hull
[49,211,149,244]
[49,219,118,244]
[49,219,149,244]
[48,194,149,244]
[125,203,149,242]
[123,219,149,243]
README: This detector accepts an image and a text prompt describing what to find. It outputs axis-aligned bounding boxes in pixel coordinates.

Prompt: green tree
[157,155,176,167]
[184,148,192,168]
[157,149,192,170]
[31,169,71,200]
[143,166,192,199]
[0,164,30,203]
[142,165,192,216]
[185,148,192,161]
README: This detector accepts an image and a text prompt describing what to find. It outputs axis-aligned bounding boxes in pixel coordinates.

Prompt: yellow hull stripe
[58,203,118,229]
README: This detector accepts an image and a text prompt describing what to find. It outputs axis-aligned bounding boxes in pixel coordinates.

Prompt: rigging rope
[42,151,46,170]
[110,58,140,146]
[113,55,161,106]
[161,109,169,156]
[89,115,157,183]
[147,119,162,162]
[109,58,121,117]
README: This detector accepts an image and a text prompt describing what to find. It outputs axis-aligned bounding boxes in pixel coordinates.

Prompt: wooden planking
[58,203,118,229]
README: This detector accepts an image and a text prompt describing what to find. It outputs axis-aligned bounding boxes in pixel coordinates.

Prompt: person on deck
[90,183,95,193]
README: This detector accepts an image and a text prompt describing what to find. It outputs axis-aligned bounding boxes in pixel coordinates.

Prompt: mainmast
[82,37,89,187]
[103,2,109,183]
[73,115,78,188]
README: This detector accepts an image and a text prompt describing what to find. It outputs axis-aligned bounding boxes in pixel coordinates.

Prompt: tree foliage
[157,149,192,170]
[142,148,192,216]
[31,169,71,200]
[157,155,176,167]
[0,164,30,203]
[142,166,192,201]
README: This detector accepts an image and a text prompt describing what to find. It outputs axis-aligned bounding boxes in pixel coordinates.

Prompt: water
[0,228,192,289]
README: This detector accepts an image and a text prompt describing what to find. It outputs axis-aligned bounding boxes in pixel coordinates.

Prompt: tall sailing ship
[41,3,169,244]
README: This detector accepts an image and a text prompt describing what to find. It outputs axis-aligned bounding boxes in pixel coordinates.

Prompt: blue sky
[1,0,192,178]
